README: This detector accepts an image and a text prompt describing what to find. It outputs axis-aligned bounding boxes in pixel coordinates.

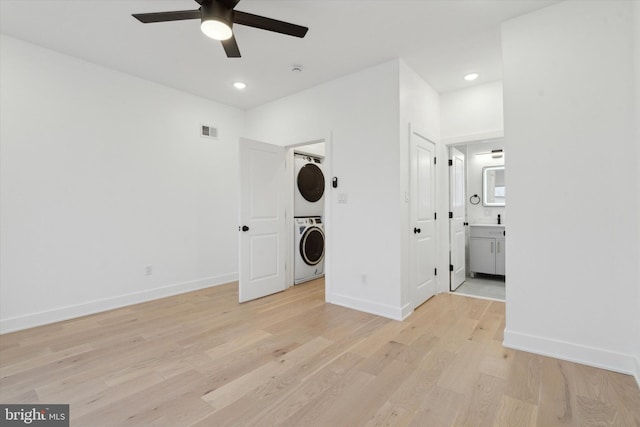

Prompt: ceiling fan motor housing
[201,0,234,29]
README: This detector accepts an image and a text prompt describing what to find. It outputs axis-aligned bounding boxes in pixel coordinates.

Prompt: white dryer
[294,154,325,217]
[294,217,325,284]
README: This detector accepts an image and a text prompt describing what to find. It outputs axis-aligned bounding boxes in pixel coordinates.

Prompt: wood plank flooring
[1,279,639,426]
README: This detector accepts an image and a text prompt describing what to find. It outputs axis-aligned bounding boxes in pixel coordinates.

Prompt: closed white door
[450,147,466,291]
[239,138,287,303]
[410,130,436,309]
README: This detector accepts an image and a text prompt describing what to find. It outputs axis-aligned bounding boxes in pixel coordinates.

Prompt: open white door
[239,138,287,303]
[410,129,436,309]
[450,147,466,291]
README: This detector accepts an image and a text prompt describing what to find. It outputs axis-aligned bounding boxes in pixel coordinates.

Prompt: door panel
[239,139,286,303]
[411,131,436,309]
[450,147,466,291]
[470,237,495,275]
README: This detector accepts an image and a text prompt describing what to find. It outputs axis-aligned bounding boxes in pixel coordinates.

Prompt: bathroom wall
[464,140,505,226]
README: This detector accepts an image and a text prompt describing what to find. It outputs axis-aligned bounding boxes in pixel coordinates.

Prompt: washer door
[299,227,325,266]
[297,163,325,202]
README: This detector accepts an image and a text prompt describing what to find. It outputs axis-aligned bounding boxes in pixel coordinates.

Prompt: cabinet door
[470,237,496,274]
[495,238,505,275]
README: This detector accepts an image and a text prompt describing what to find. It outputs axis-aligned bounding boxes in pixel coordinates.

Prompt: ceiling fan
[132,0,309,58]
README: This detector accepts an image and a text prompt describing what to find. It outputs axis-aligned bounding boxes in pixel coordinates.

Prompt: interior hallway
[1,279,638,426]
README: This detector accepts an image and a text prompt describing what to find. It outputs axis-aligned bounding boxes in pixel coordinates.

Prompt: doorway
[448,138,506,301]
[238,137,330,303]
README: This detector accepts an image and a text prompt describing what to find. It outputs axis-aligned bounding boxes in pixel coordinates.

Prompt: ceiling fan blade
[222,35,241,58]
[233,11,308,38]
[132,10,201,24]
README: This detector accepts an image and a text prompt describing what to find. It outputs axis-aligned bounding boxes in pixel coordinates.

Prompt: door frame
[444,133,505,294]
[283,135,333,301]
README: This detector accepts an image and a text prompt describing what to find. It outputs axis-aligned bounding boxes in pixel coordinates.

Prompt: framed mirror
[483,166,505,206]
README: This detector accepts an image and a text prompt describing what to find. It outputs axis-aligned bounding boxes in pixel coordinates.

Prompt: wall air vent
[200,124,218,140]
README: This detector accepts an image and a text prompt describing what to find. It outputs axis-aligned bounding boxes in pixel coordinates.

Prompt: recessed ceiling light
[464,73,479,81]
[233,82,247,90]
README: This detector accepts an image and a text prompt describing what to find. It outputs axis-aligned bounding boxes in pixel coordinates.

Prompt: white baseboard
[330,293,405,321]
[400,302,413,320]
[0,273,238,334]
[634,356,640,389]
[504,329,638,379]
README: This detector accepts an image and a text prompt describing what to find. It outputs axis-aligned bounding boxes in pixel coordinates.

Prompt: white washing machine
[294,154,325,217]
[294,217,325,284]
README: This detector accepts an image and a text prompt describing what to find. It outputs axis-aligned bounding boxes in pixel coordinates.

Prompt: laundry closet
[291,143,326,285]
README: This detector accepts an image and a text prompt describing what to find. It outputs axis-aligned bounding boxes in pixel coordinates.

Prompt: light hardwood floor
[1,279,639,426]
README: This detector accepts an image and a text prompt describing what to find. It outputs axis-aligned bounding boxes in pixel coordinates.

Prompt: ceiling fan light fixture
[201,19,232,40]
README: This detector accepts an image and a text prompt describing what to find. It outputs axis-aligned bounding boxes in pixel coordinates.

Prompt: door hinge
[464,222,469,226]
[448,159,453,166]
[450,264,454,272]
[449,211,453,219]
[434,212,437,220]
[434,157,437,165]
[434,268,437,276]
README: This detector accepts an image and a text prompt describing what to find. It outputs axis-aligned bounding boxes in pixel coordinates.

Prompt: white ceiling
[0,0,558,110]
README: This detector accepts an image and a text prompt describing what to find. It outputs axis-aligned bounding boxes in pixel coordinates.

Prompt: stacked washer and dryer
[294,153,325,284]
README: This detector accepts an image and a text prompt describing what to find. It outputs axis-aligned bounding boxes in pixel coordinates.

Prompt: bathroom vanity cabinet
[469,225,505,276]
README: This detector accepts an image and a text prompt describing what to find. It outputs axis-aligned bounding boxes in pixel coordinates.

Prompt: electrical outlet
[145,265,153,276]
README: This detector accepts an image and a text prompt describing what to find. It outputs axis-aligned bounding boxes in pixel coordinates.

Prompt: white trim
[400,302,413,320]
[330,293,405,321]
[442,130,504,146]
[634,356,640,389]
[449,291,504,303]
[0,273,237,334]
[504,329,638,377]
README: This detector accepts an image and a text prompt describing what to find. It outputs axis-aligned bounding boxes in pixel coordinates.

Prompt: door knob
[414,227,421,234]
[241,225,250,232]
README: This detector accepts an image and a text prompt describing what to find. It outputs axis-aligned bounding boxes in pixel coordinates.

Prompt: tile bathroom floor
[453,274,505,301]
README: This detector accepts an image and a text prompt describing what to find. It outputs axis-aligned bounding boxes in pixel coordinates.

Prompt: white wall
[246,60,405,319]
[398,61,444,310]
[440,81,504,143]
[293,142,325,158]
[502,1,639,377]
[465,140,505,226]
[0,35,245,333]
